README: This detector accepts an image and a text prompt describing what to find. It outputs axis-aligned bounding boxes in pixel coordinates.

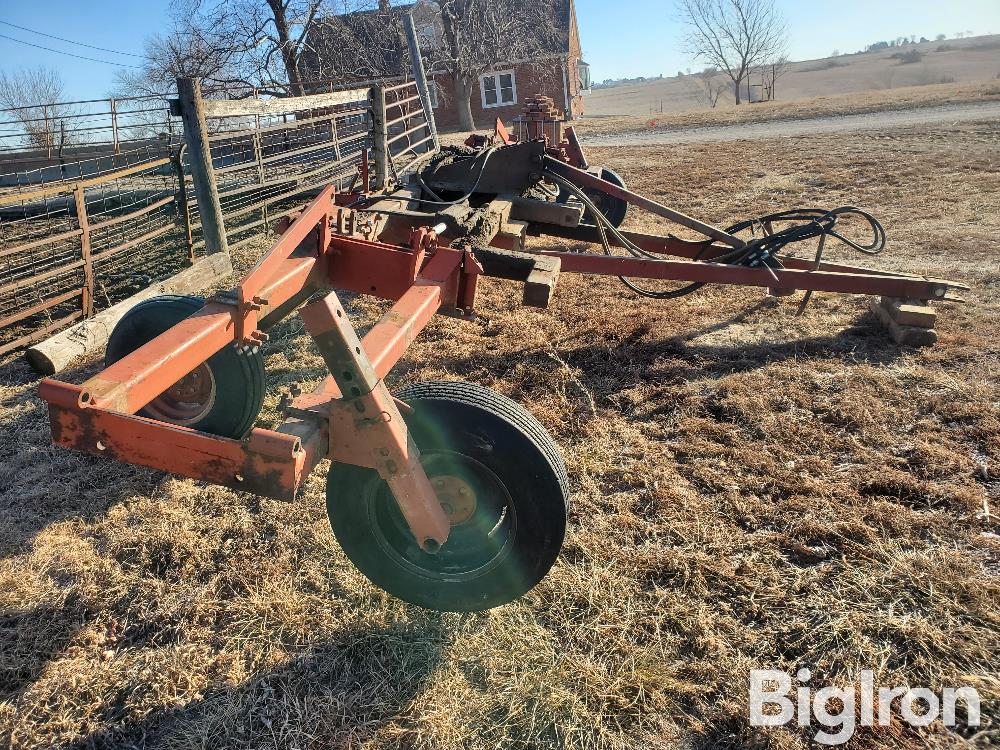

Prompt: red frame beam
[543,251,953,300]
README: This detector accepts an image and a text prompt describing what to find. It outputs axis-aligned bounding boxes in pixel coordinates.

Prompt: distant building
[301,0,589,129]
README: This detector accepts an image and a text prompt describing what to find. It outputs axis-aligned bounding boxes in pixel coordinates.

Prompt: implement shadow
[70,617,450,750]
[0,355,175,560]
[430,303,907,405]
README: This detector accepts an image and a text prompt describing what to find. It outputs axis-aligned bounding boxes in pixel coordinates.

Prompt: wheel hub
[145,363,216,425]
[431,474,477,525]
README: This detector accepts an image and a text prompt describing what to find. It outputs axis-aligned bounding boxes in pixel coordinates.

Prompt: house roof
[301,0,576,82]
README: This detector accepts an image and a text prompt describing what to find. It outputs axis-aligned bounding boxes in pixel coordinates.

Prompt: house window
[427,80,439,108]
[480,70,517,109]
[578,61,591,92]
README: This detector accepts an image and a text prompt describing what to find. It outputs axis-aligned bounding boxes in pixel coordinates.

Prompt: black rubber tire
[327,381,569,611]
[105,294,265,438]
[557,166,629,228]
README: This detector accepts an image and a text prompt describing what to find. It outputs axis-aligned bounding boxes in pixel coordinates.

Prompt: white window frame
[480,70,517,109]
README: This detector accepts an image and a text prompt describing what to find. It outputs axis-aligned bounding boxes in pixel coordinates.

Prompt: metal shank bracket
[299,290,450,552]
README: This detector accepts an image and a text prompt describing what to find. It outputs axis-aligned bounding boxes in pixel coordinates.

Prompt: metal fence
[196,90,373,253]
[382,80,437,179]
[0,154,190,356]
[0,78,435,357]
[0,94,178,188]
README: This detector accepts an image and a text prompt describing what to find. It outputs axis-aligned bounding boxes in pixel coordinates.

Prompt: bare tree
[118,0,335,99]
[425,0,563,130]
[113,21,241,99]
[688,67,726,107]
[301,1,408,83]
[0,66,76,155]
[676,0,787,105]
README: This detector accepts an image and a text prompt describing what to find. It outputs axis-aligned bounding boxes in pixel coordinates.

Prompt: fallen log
[25,253,233,375]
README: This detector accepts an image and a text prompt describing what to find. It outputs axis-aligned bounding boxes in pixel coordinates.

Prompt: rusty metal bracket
[299,290,450,552]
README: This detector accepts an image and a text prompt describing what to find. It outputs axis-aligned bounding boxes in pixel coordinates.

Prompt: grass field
[1,117,998,748]
[574,80,1000,139]
[585,34,1000,117]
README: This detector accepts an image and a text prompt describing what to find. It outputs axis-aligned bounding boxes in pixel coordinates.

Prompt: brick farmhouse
[302,0,589,130]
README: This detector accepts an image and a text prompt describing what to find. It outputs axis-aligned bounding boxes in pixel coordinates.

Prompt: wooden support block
[484,198,513,225]
[492,220,528,252]
[524,256,560,309]
[508,195,584,228]
[868,299,938,347]
[879,297,937,328]
[768,287,796,297]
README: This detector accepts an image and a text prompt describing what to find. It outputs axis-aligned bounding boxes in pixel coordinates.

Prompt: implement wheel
[558,166,629,228]
[326,381,568,611]
[105,295,265,438]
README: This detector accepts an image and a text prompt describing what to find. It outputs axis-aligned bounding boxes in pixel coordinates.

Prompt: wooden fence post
[371,85,390,191]
[403,13,439,152]
[73,184,94,317]
[175,77,230,258]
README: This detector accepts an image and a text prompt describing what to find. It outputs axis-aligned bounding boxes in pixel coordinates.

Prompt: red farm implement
[38,86,967,611]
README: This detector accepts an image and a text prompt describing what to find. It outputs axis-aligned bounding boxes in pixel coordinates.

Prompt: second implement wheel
[557,166,629,228]
[327,381,569,612]
[105,295,265,438]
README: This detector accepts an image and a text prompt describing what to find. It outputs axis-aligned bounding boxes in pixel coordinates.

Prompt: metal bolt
[421,538,441,554]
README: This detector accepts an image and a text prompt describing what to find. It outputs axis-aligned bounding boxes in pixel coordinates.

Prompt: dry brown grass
[585,36,1000,118]
[1,119,998,749]
[576,80,1000,138]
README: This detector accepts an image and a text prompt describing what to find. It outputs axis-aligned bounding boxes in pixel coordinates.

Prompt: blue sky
[0,0,998,100]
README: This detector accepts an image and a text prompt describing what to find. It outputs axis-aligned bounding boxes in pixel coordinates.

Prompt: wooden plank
[485,198,513,225]
[25,253,233,374]
[868,299,938,347]
[200,87,368,118]
[879,297,937,328]
[524,255,560,309]
[205,106,366,142]
[493,219,528,252]
[508,195,583,227]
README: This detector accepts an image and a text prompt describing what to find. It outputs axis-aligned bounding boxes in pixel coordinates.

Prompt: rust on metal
[35,90,970,564]
[41,380,308,501]
[300,289,451,549]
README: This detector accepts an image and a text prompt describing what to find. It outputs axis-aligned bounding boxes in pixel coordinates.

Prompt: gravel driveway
[580,101,1000,145]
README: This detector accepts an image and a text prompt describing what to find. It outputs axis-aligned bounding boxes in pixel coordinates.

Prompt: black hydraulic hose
[544,166,887,301]
[347,146,498,209]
